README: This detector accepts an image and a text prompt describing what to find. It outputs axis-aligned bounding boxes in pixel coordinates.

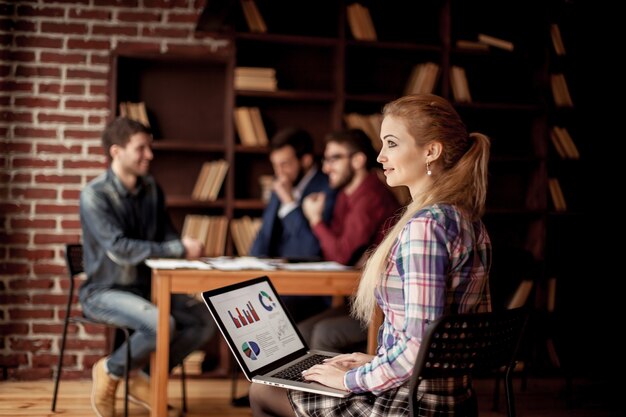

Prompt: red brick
[146,0,190,7]
[11,367,53,380]
[167,44,225,55]
[3,141,32,152]
[89,84,107,95]
[0,80,34,92]
[95,0,139,6]
[0,204,30,215]
[9,279,54,290]
[167,12,199,24]
[14,127,58,139]
[0,263,30,275]
[88,115,106,124]
[90,54,110,65]
[0,64,11,77]
[10,218,56,229]
[12,188,58,200]
[0,324,29,335]
[15,35,64,49]
[115,41,161,53]
[17,5,65,18]
[14,20,37,32]
[49,0,89,5]
[36,143,82,153]
[64,99,108,110]
[37,83,61,94]
[64,129,101,139]
[88,146,106,157]
[9,309,54,320]
[41,22,88,35]
[67,38,111,50]
[67,68,109,80]
[65,339,106,350]
[6,50,36,62]
[33,323,76,334]
[0,34,11,46]
[92,24,137,36]
[35,174,81,184]
[12,158,57,168]
[63,160,106,169]
[69,8,111,20]
[41,52,87,65]
[15,65,61,78]
[142,26,189,38]
[60,220,81,231]
[118,10,161,22]
[9,248,55,260]
[61,190,81,200]
[33,234,81,244]
[34,204,79,215]
[0,111,33,123]
[32,293,68,304]
[32,354,65,367]
[0,354,28,367]
[33,263,67,274]
[38,113,84,124]
[0,294,30,304]
[0,232,29,244]
[14,97,60,109]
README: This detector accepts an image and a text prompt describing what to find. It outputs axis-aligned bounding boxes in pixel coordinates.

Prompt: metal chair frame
[408,307,528,417]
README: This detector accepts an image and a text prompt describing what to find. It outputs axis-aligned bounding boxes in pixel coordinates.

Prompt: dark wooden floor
[0,374,621,416]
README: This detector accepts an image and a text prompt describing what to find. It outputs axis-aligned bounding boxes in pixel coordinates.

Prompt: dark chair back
[65,243,84,278]
[409,307,528,417]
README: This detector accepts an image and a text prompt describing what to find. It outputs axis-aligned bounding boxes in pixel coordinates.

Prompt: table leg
[151,273,171,417]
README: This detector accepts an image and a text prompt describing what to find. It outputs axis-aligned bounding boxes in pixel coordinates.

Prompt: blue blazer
[250,169,335,259]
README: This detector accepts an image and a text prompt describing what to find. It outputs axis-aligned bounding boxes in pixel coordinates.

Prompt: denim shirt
[79,169,184,299]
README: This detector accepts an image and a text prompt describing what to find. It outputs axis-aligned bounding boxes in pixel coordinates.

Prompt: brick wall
[0,0,228,380]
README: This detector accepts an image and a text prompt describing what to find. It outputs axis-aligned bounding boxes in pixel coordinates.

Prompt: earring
[426,161,432,176]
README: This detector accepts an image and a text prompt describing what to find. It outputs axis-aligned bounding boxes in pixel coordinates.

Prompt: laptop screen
[202,276,308,375]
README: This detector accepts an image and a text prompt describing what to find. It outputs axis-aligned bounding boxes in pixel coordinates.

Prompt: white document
[145,259,213,270]
[278,261,351,271]
[204,256,277,271]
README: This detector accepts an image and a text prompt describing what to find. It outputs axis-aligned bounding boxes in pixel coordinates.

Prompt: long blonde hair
[351,94,491,324]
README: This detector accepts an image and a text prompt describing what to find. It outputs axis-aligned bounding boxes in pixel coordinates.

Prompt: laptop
[201,276,350,398]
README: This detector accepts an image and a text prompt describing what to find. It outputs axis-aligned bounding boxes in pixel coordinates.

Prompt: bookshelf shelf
[165,197,226,208]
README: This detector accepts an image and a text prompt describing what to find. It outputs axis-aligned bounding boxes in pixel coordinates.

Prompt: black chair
[51,244,188,415]
[408,307,528,417]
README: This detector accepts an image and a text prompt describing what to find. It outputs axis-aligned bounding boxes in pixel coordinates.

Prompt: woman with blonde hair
[250,94,492,416]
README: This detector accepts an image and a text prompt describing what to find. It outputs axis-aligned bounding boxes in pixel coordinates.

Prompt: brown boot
[91,357,119,417]
[128,373,182,417]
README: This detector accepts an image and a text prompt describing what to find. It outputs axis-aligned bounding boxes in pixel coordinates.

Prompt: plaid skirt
[288,376,477,417]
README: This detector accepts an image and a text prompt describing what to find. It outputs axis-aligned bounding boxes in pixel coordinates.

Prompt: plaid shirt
[345,204,492,394]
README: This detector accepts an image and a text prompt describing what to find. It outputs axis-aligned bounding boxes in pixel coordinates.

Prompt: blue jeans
[81,289,215,378]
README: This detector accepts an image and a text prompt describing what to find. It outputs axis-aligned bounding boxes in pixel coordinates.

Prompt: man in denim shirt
[79,117,215,417]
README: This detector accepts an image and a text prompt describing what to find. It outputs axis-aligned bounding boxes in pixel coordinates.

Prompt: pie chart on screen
[242,341,261,360]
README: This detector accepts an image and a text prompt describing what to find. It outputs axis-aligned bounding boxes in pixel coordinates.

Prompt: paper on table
[145,259,212,270]
[278,261,352,271]
[203,256,277,271]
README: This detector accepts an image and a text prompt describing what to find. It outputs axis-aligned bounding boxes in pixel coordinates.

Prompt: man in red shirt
[300,128,401,352]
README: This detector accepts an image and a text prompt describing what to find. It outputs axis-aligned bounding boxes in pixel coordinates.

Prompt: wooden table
[150,267,367,417]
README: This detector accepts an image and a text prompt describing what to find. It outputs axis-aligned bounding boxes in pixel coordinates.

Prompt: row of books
[404,62,440,95]
[346,3,377,41]
[234,106,268,146]
[191,160,229,201]
[548,178,567,211]
[550,126,579,159]
[240,0,266,33]
[456,33,514,52]
[119,101,150,127]
[450,66,472,103]
[344,112,383,151]
[230,216,262,256]
[235,66,277,91]
[550,73,573,107]
[181,215,229,257]
[181,215,262,256]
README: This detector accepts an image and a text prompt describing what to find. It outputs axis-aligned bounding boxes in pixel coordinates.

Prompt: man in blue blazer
[250,127,335,321]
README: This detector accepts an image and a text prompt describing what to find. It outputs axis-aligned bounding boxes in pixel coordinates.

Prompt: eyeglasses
[321,153,354,164]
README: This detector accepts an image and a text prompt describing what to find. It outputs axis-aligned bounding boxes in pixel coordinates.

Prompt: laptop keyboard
[272,354,331,382]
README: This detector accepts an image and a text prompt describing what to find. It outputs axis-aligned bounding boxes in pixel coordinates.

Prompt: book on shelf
[234,107,268,146]
[344,112,383,151]
[119,101,150,127]
[234,66,277,91]
[550,24,566,56]
[450,66,472,103]
[548,177,567,211]
[404,62,440,95]
[191,159,229,201]
[230,216,262,256]
[346,3,377,41]
[550,73,574,107]
[182,215,228,256]
[550,126,579,159]
[456,39,490,51]
[477,33,514,51]
[240,0,266,33]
